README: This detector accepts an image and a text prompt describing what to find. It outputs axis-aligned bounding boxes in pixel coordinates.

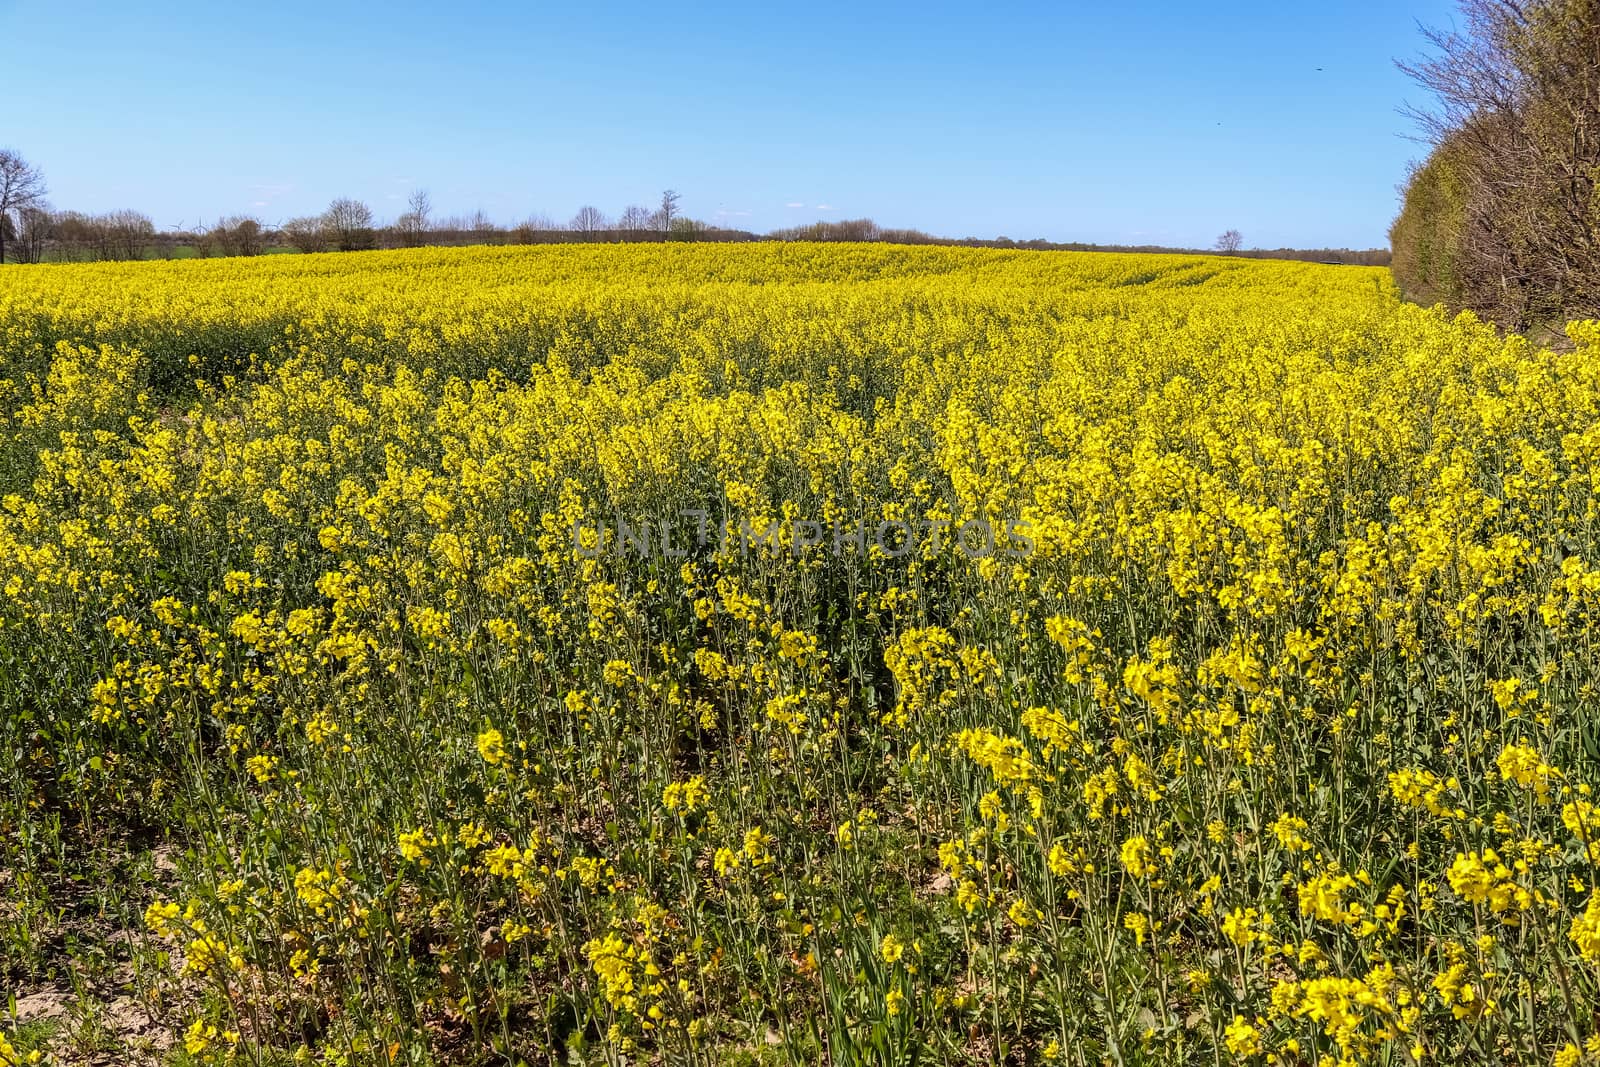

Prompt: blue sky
[2,0,1457,248]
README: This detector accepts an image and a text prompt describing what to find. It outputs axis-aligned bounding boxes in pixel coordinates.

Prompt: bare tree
[100,210,154,260]
[617,204,652,240]
[211,216,265,257]
[0,149,47,264]
[409,188,431,223]
[1393,0,1600,326]
[1396,0,1523,146]
[323,197,376,251]
[11,203,54,264]
[571,205,608,241]
[234,217,265,256]
[192,222,217,259]
[667,215,706,242]
[509,214,556,244]
[396,188,432,247]
[281,216,328,253]
[50,212,94,261]
[1215,229,1243,254]
[658,189,681,233]
[467,209,499,243]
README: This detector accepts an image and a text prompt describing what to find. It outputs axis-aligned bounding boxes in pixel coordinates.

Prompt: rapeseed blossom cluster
[4,244,1600,1063]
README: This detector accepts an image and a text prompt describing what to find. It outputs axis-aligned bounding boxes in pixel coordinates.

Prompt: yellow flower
[1119,835,1156,878]
[1270,813,1312,852]
[485,843,526,878]
[1496,741,1559,802]
[144,899,181,937]
[295,867,336,909]
[1570,891,1600,963]
[1222,907,1268,946]
[663,775,708,814]
[245,754,278,784]
[1447,850,1536,914]
[1297,870,1359,926]
[304,714,338,745]
[743,826,773,866]
[977,790,1010,832]
[1389,767,1462,818]
[1563,800,1600,861]
[230,611,264,644]
[1223,1015,1262,1057]
[879,931,906,963]
[1007,899,1038,928]
[476,728,508,765]
[397,829,435,864]
[184,1019,218,1055]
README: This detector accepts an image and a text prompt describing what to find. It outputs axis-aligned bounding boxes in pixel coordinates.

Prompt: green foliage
[1390,139,1469,307]
[1393,0,1600,328]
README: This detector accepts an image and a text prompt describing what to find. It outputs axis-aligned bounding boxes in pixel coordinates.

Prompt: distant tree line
[262,189,754,255]
[2,209,161,265]
[0,178,764,262]
[1391,0,1600,329]
[0,152,1390,268]
[767,218,941,244]
[952,237,1389,265]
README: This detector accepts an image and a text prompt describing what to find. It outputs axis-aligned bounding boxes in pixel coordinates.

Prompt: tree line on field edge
[1391,0,1600,331]
[0,163,1388,268]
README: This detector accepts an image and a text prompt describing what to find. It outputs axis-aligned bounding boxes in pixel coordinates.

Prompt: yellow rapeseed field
[4,243,1600,1066]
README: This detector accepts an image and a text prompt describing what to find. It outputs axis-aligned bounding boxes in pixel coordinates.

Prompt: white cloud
[815,204,834,211]
[251,200,269,208]
[716,209,753,218]
[785,201,805,208]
